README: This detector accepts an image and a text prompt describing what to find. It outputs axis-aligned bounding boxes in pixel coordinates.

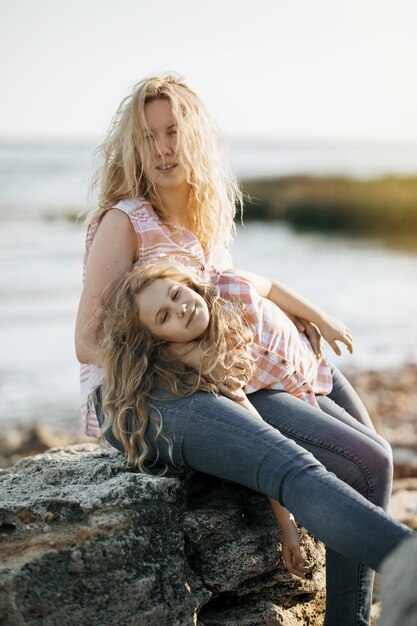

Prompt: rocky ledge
[0,445,325,626]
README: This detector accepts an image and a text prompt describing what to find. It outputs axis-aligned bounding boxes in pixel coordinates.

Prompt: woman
[75,74,413,626]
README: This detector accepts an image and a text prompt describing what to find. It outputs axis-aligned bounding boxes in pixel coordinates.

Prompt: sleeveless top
[80,198,232,437]
[213,272,333,407]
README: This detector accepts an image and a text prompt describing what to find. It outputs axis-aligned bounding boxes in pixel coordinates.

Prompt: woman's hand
[268,500,311,579]
[280,518,311,579]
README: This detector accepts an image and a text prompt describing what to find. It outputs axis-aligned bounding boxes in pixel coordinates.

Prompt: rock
[378,535,417,626]
[0,444,325,626]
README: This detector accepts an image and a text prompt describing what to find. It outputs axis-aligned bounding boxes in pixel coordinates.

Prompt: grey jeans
[95,365,413,626]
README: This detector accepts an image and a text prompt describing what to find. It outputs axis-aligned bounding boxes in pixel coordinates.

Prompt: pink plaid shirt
[80,198,231,437]
[213,272,333,407]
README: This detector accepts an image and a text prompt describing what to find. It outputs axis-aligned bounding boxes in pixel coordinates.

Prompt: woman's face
[143,99,189,193]
[135,278,210,343]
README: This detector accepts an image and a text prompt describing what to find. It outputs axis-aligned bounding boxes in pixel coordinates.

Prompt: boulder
[0,444,325,626]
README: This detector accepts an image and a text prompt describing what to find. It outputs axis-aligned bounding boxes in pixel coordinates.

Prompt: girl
[76,74,413,625]
[97,261,354,578]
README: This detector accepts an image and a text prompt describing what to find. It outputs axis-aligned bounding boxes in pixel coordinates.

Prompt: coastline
[240,175,417,247]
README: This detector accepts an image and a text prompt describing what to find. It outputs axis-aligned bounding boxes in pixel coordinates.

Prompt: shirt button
[306,390,312,394]
[281,359,287,364]
[200,264,205,271]
[263,350,269,355]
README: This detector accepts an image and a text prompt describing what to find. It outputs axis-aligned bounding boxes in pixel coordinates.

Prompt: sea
[1,140,417,432]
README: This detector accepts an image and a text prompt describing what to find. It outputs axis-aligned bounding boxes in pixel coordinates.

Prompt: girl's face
[143,99,189,193]
[136,278,210,343]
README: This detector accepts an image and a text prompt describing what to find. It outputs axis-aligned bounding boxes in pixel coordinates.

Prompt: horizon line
[2,135,417,148]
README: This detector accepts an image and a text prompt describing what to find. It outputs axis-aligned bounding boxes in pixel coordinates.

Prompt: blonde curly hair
[89,73,242,254]
[97,262,254,471]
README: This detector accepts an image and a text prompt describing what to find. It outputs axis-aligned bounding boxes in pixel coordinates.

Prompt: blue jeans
[96,365,413,626]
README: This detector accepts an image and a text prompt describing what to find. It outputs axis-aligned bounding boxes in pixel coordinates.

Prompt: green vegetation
[240,175,417,243]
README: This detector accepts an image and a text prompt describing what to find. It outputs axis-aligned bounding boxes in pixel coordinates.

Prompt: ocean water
[230,139,417,179]
[2,139,417,217]
[1,141,417,432]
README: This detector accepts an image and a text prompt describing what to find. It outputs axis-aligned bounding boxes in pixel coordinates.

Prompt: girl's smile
[135,278,210,342]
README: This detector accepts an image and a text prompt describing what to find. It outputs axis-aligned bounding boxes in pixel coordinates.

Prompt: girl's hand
[281,521,311,579]
[319,314,353,356]
[213,360,247,401]
[289,314,353,358]
[287,315,323,358]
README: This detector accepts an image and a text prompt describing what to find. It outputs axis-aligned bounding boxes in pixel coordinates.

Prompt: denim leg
[326,364,377,429]
[96,389,412,626]
[249,385,393,626]
[319,364,393,625]
[146,392,410,560]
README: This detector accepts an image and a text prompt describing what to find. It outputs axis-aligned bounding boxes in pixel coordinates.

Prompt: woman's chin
[154,172,189,191]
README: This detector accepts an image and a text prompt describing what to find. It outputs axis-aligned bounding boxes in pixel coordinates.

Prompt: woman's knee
[358,435,393,509]
[373,437,393,500]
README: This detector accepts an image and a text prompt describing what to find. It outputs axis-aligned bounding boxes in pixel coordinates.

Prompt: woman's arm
[233,268,353,356]
[268,499,312,579]
[75,209,138,365]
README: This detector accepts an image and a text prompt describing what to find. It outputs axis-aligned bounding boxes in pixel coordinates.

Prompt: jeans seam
[355,563,368,625]
[274,424,375,504]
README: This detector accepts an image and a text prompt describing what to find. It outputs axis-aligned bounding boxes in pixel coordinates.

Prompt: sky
[1,0,417,142]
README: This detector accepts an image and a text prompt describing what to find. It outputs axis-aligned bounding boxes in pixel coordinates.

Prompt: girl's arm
[234,394,311,579]
[232,268,353,356]
[75,210,138,365]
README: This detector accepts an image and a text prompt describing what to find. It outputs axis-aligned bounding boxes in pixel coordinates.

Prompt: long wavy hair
[88,73,242,254]
[97,262,255,471]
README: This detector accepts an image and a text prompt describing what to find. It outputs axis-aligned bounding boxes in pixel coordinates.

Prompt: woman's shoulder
[87,198,155,232]
[112,197,157,220]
